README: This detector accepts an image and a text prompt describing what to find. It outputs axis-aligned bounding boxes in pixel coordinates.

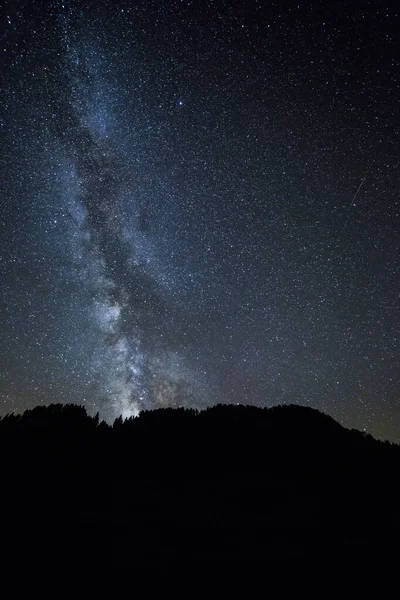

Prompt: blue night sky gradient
[1,1,399,441]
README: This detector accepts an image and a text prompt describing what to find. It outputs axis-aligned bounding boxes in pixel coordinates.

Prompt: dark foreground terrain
[0,403,399,572]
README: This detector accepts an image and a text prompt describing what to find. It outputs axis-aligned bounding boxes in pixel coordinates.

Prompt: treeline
[0,402,399,569]
[1,401,399,492]
[0,402,397,470]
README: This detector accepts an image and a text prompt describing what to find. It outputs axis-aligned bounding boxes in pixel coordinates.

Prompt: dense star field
[1,1,399,440]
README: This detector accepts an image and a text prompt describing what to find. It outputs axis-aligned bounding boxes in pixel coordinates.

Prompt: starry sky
[1,1,399,441]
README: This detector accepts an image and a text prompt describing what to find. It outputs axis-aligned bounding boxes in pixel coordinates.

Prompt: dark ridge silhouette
[0,402,399,573]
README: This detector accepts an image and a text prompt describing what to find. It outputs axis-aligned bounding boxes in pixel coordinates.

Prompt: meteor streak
[347,163,373,210]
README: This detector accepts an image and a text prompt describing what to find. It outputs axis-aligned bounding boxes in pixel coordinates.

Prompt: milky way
[1,1,399,440]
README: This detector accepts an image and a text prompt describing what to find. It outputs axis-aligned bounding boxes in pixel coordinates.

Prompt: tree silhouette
[0,402,398,570]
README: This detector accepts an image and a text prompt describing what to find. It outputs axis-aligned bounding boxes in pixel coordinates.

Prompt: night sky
[1,1,399,441]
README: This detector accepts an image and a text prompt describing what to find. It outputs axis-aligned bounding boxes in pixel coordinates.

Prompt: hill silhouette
[0,403,399,572]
